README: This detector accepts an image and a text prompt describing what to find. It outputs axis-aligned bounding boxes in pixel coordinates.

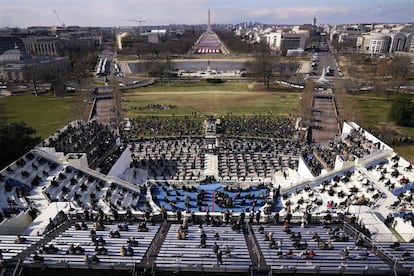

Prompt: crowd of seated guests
[109,230,121,238]
[281,170,383,218]
[217,115,295,138]
[315,134,370,170]
[75,222,88,230]
[367,155,413,204]
[120,244,134,256]
[40,244,59,254]
[96,144,127,175]
[42,120,117,167]
[217,137,302,179]
[127,237,138,246]
[302,146,323,176]
[129,116,203,138]
[130,137,205,181]
[66,244,85,255]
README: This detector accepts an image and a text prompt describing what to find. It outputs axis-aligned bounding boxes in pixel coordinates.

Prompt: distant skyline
[1,0,413,28]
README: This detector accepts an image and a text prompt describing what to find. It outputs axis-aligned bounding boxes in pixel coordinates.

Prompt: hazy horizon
[1,0,413,28]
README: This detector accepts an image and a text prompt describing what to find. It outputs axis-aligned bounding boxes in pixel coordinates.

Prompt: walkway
[204,153,218,177]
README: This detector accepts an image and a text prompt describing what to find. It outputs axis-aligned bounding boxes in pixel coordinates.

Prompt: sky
[1,0,413,27]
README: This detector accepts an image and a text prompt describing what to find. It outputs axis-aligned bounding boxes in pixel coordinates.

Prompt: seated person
[200,231,207,240]
[75,222,81,230]
[120,245,127,256]
[290,232,301,241]
[265,232,273,241]
[127,237,139,246]
[109,230,121,238]
[214,232,220,240]
[42,244,59,254]
[74,244,85,255]
[118,223,129,231]
[311,232,320,241]
[15,235,27,244]
[213,242,219,254]
[126,244,134,256]
[84,254,90,265]
[331,232,349,242]
[276,238,283,248]
[91,254,100,264]
[94,222,105,231]
[269,238,276,249]
[391,241,401,250]
[283,224,292,234]
[402,250,411,260]
[224,245,231,256]
[176,228,186,240]
[300,249,313,259]
[318,240,333,250]
[200,236,207,248]
[285,249,294,258]
[293,240,307,250]
[308,249,315,258]
[90,229,96,237]
[340,248,349,260]
[81,222,88,230]
[95,245,108,255]
[138,221,148,232]
[67,244,76,254]
[258,225,265,234]
[275,247,283,258]
[96,236,106,246]
[33,252,44,262]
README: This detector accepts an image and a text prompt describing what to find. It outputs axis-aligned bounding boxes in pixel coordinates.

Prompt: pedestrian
[216,249,223,266]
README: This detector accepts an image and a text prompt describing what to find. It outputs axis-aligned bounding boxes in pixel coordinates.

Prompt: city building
[22,37,64,57]
[0,47,70,82]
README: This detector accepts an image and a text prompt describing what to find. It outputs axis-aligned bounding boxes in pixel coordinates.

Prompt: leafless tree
[388,55,411,90]
[246,43,281,89]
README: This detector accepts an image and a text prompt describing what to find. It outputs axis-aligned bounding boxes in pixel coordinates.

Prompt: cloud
[241,6,353,23]
[0,0,412,27]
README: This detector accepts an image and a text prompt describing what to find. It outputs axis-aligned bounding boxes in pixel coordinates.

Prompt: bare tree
[246,43,280,89]
[22,65,39,96]
[144,52,175,85]
[388,55,411,90]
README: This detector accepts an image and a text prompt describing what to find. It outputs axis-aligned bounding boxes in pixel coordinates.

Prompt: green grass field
[123,82,301,117]
[0,94,75,139]
[350,92,414,162]
[129,81,250,92]
[351,92,414,135]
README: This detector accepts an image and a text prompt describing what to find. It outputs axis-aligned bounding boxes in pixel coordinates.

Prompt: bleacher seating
[0,151,61,215]
[155,224,251,270]
[252,224,391,274]
[0,235,42,261]
[131,137,205,181]
[217,138,301,180]
[280,169,383,218]
[377,241,414,270]
[23,222,160,267]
